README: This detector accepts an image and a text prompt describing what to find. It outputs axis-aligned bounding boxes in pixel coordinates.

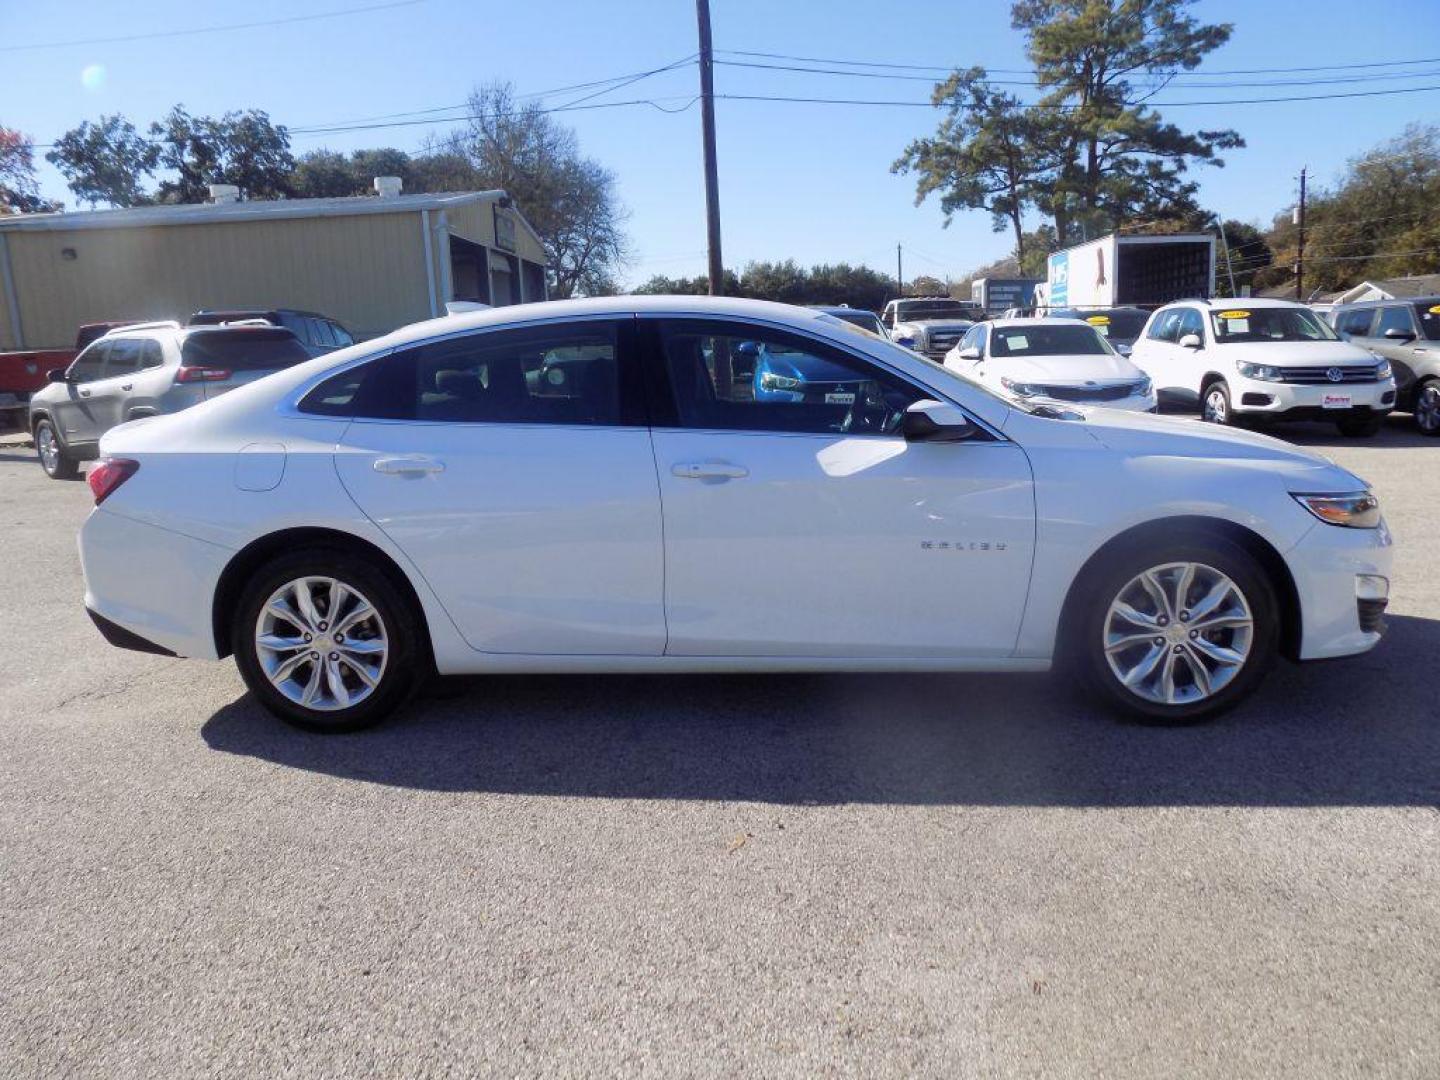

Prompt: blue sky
[4,0,1438,287]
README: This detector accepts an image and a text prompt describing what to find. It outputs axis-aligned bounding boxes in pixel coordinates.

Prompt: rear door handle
[78,389,91,398]
[120,384,133,391]
[672,461,748,480]
[373,455,445,476]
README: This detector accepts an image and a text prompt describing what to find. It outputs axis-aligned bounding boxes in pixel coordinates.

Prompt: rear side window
[140,340,165,369]
[182,329,311,371]
[300,322,632,426]
[104,339,144,376]
[330,322,355,347]
[1335,309,1376,337]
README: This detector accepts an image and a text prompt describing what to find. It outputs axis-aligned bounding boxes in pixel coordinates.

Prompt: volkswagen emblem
[1326,367,1344,383]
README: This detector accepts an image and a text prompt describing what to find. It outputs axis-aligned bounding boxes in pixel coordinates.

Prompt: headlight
[1001,376,1042,397]
[1237,361,1284,381]
[758,372,801,391]
[1293,491,1382,528]
[1133,376,1153,397]
[1373,358,1392,380]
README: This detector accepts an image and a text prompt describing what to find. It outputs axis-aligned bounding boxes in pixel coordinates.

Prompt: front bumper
[79,507,231,660]
[1231,376,1395,417]
[1289,515,1395,660]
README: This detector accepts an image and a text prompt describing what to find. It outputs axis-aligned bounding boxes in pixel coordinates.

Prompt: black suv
[188,309,355,357]
[1332,297,1440,434]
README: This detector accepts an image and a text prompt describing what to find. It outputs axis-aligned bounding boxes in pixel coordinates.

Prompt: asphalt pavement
[0,422,1436,1078]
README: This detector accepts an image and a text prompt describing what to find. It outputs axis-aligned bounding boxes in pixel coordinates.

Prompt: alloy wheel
[254,576,388,711]
[37,425,59,473]
[1417,384,1440,433]
[1203,388,1227,424]
[1102,561,1254,706]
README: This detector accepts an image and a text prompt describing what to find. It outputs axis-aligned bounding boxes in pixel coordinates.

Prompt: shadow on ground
[202,615,1440,807]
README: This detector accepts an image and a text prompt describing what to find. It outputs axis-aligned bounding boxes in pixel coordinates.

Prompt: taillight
[175,366,231,382]
[88,458,139,505]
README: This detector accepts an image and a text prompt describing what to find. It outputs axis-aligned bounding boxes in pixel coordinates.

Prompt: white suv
[1128,299,1395,437]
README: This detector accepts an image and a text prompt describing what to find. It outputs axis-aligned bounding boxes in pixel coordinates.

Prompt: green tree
[1216,219,1271,292]
[438,83,627,297]
[290,149,357,197]
[894,68,1048,265]
[0,126,58,213]
[150,106,295,202]
[45,114,158,207]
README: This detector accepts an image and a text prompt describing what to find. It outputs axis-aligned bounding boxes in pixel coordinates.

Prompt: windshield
[1415,302,1440,341]
[897,301,975,321]
[1060,309,1148,341]
[1211,306,1338,344]
[991,324,1113,357]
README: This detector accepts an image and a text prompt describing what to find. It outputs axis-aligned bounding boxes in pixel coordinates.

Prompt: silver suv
[1333,296,1440,434]
[29,321,311,479]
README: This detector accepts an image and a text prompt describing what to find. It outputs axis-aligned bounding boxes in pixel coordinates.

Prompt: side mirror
[902,399,975,443]
[957,346,981,361]
[47,368,69,384]
[1383,327,1416,341]
[895,335,917,349]
[734,341,760,357]
[1178,333,1202,350]
[1117,343,1133,357]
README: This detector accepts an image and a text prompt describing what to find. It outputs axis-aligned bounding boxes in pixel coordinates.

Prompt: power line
[0,0,423,53]
[715,47,1440,78]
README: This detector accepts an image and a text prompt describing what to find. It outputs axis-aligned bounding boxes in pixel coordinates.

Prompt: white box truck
[1038,233,1215,311]
[970,277,1041,314]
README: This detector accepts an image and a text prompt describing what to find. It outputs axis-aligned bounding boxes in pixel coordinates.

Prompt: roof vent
[207,184,240,204]
[374,176,403,198]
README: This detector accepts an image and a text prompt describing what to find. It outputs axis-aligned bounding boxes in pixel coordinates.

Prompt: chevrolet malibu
[78,297,1392,732]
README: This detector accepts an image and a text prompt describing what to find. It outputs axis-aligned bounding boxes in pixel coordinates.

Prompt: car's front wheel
[1413,378,1440,436]
[34,418,79,480]
[1076,539,1279,723]
[1201,381,1232,425]
[232,550,424,732]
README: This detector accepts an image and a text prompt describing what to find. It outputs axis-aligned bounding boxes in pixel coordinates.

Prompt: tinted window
[1177,308,1206,340]
[1415,303,1440,342]
[140,340,165,369]
[1336,309,1377,337]
[1148,309,1182,343]
[308,317,336,348]
[658,320,925,436]
[67,341,107,383]
[991,324,1110,357]
[181,329,311,371]
[959,325,984,354]
[303,323,625,426]
[1377,305,1417,337]
[103,338,144,376]
[1071,309,1149,341]
[330,322,355,347]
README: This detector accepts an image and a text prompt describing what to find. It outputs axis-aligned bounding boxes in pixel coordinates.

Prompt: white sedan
[78,296,1391,731]
[944,318,1157,412]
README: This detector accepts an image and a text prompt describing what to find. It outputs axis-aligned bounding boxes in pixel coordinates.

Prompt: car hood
[992,352,1142,384]
[1215,339,1377,366]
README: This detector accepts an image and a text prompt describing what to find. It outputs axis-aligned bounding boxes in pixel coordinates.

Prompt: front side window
[1211,306,1338,344]
[658,320,926,436]
[301,322,627,426]
[1377,305,1418,337]
[1415,303,1440,342]
[1177,308,1206,342]
[1336,309,1377,337]
[67,342,108,383]
[1147,309,1182,343]
[958,325,984,355]
[103,338,144,376]
[991,324,1112,357]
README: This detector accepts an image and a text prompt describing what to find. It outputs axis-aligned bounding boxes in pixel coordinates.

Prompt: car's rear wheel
[1201,381,1232,425]
[33,418,79,480]
[1413,378,1440,436]
[232,550,423,732]
[1076,540,1278,723]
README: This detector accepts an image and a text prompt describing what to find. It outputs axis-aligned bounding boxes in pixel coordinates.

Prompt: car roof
[1334,295,1440,309]
[809,305,876,316]
[1162,298,1307,310]
[989,317,1092,329]
[104,323,301,342]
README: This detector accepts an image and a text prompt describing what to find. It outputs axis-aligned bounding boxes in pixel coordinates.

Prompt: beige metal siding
[3,212,433,348]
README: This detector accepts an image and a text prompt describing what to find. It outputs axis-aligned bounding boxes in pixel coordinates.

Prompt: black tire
[1336,415,1383,438]
[33,417,80,480]
[1071,537,1279,724]
[231,548,426,732]
[1200,380,1233,426]
[1412,378,1440,437]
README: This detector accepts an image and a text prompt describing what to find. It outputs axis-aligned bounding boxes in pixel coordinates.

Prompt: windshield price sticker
[1086,315,1110,325]
[1218,310,1251,320]
[1429,305,1440,315]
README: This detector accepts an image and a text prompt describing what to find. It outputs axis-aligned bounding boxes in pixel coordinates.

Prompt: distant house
[0,179,549,350]
[1330,274,1440,304]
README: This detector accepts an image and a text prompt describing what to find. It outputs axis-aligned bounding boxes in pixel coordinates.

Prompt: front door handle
[78,389,91,398]
[672,461,748,480]
[373,455,445,476]
[121,384,133,391]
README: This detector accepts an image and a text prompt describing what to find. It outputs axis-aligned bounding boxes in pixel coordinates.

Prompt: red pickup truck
[0,322,139,431]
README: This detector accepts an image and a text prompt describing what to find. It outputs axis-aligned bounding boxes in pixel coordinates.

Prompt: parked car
[29,322,312,479]
[77,296,1390,733]
[943,318,1157,412]
[0,321,143,431]
[1332,296,1440,435]
[1045,307,1150,356]
[1128,299,1396,437]
[807,305,889,339]
[751,338,893,426]
[880,298,980,360]
[187,308,355,356]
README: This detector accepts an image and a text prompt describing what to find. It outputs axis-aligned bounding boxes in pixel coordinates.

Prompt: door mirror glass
[47,368,68,384]
[1383,326,1416,341]
[958,345,981,361]
[902,399,975,443]
[1178,333,1202,349]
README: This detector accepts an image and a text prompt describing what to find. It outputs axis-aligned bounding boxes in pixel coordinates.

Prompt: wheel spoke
[338,652,379,688]
[323,657,350,708]
[1111,600,1160,630]
[271,650,311,684]
[293,580,323,630]
[1174,563,1196,614]
[326,579,350,624]
[338,636,384,655]
[266,598,305,629]
[1105,630,1158,654]
[333,600,376,637]
[1182,645,1212,696]
[299,662,324,706]
[1139,571,1174,621]
[1159,650,1179,703]
[1189,635,1246,667]
[257,633,306,653]
[1188,611,1251,633]
[1121,642,1167,687]
[1186,578,1234,623]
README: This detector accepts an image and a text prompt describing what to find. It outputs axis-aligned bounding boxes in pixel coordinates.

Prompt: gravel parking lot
[1,421,1436,1078]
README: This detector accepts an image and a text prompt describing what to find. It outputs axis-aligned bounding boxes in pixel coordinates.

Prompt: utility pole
[695,0,723,296]
[1294,166,1308,302]
[896,243,903,298]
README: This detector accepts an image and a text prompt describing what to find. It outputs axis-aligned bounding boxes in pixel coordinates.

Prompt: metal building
[0,180,550,349]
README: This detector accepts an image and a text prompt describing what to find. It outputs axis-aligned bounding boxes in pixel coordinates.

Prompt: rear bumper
[79,507,231,660]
